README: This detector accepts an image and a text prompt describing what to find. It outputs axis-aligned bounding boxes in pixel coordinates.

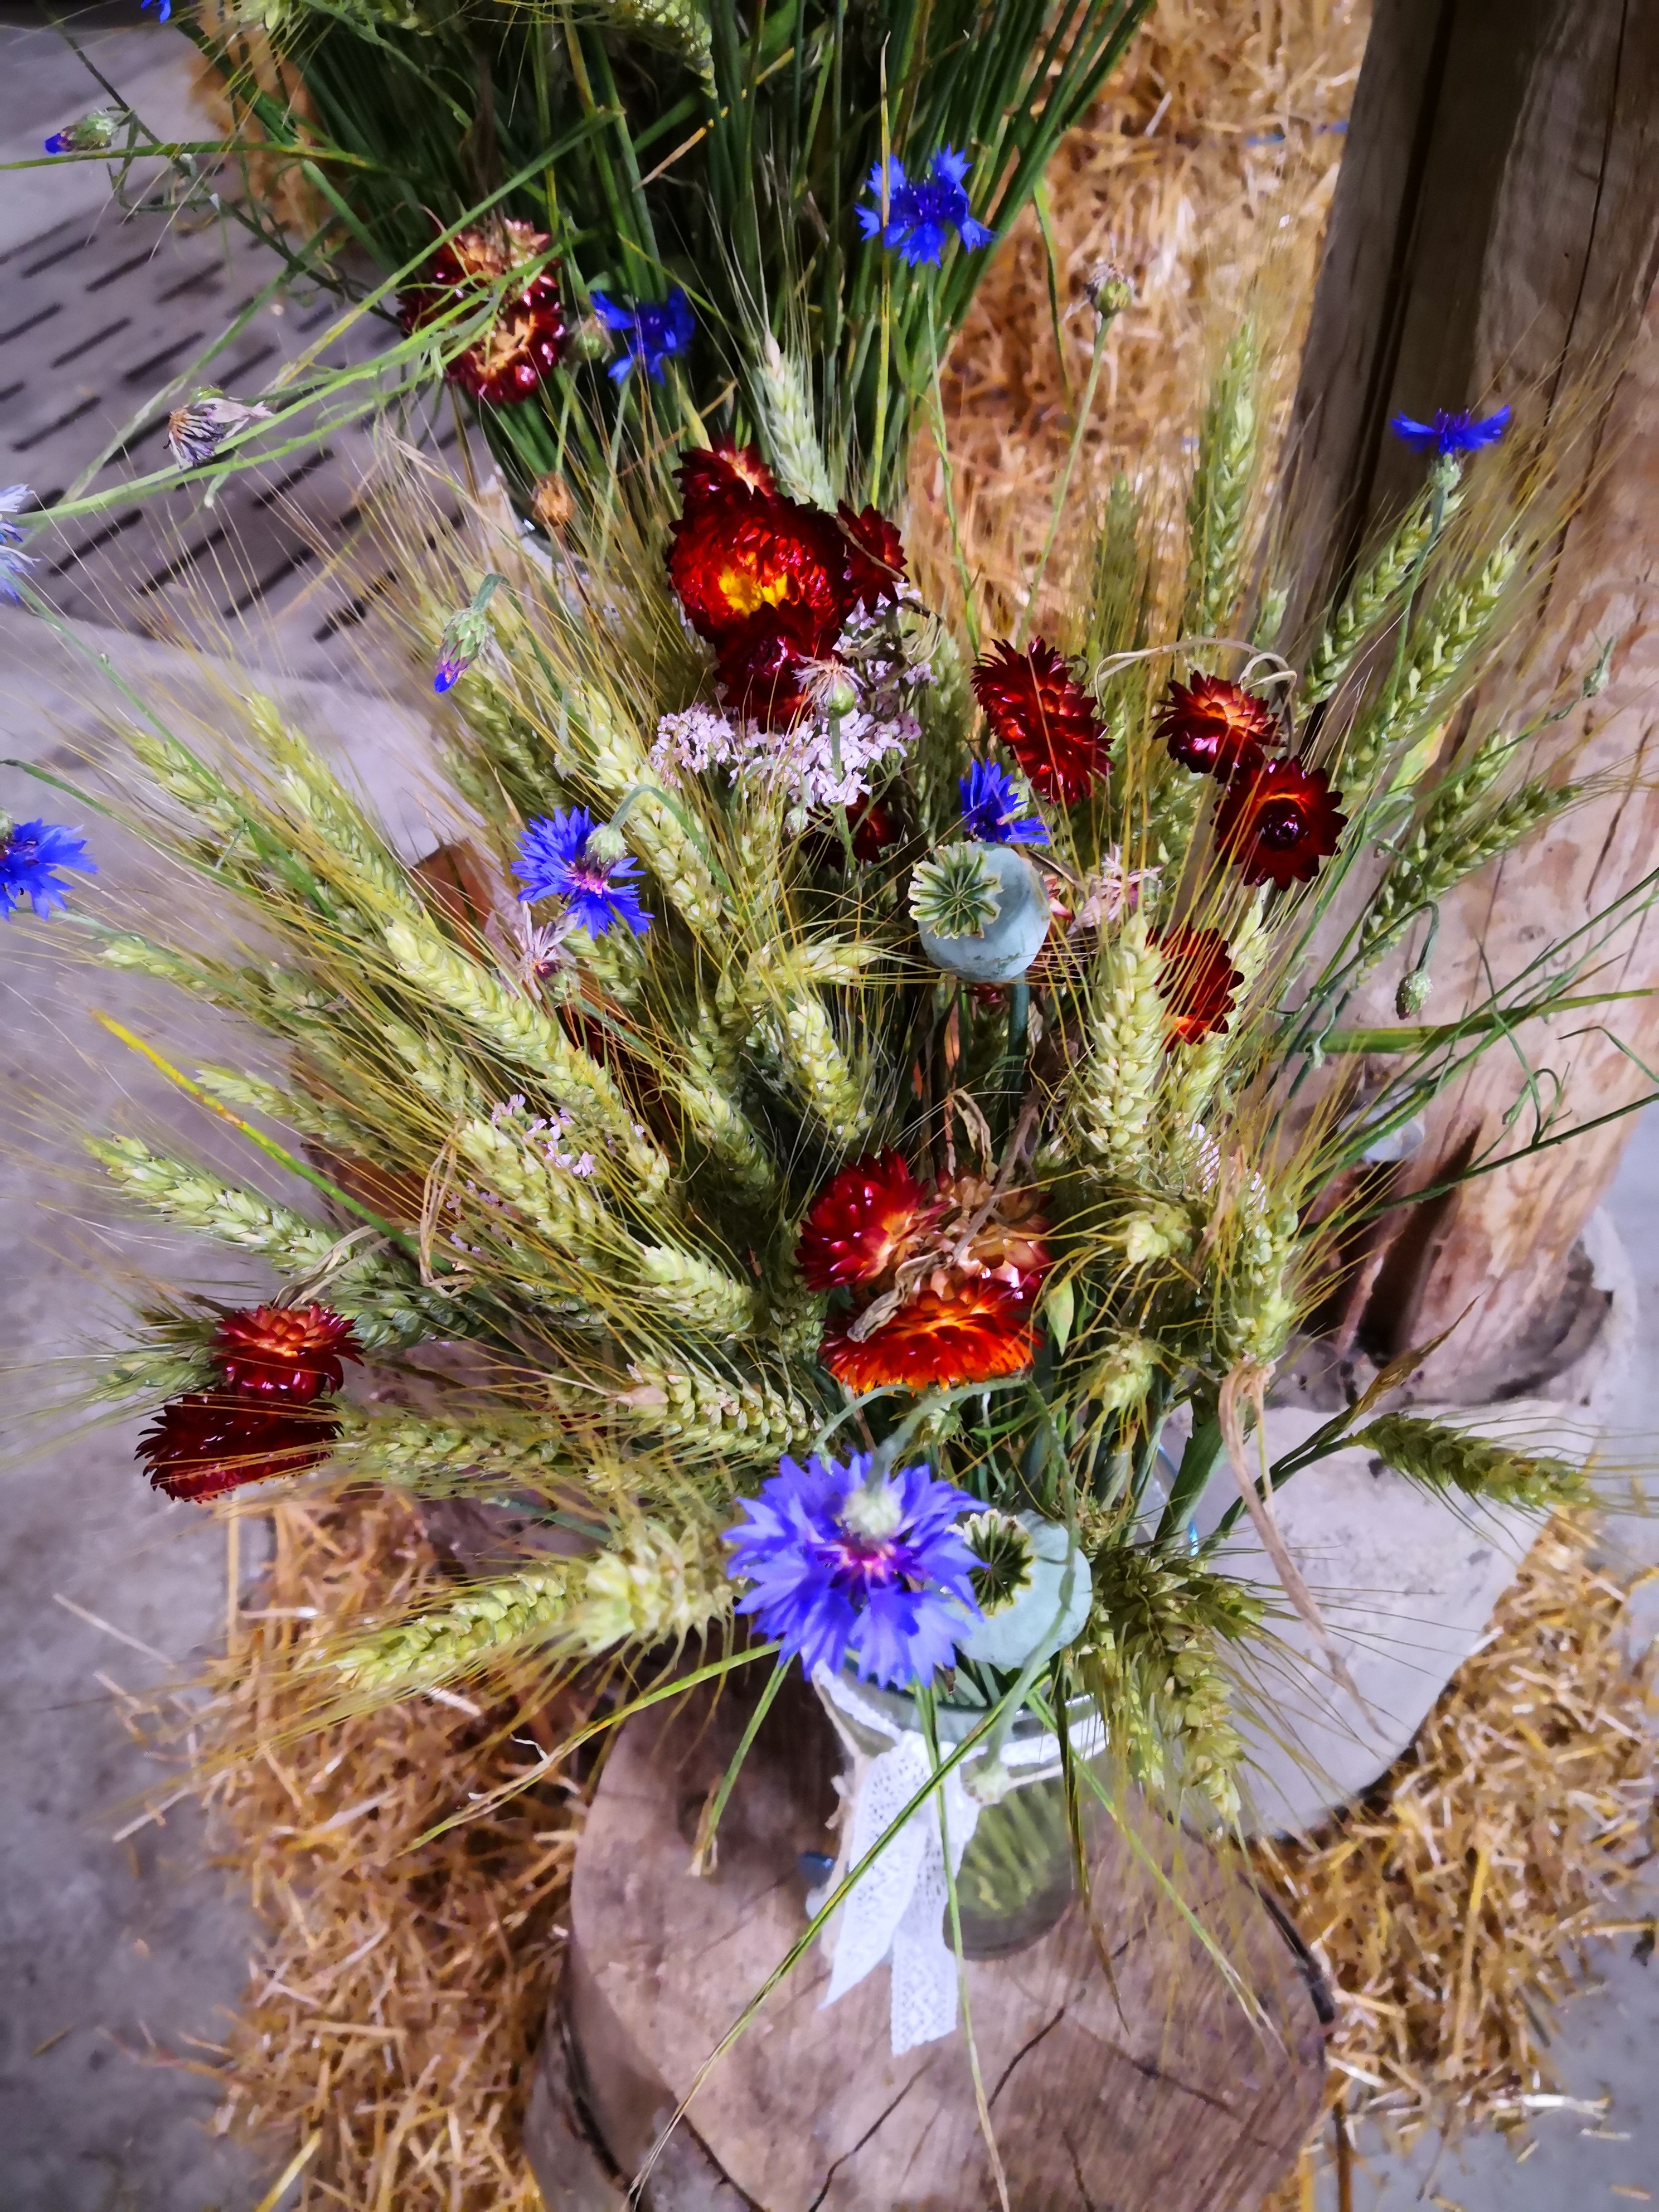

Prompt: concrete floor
[2,10,1655,2211]
[1321,1114,1659,2211]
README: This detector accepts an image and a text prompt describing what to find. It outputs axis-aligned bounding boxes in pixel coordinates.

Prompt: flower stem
[1016,309,1113,649]
[925,293,979,655]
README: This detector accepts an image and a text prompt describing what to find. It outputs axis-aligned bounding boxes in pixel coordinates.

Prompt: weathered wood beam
[1288,0,1659,1393]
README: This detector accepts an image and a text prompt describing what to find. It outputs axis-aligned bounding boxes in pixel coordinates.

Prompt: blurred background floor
[1,10,1655,2212]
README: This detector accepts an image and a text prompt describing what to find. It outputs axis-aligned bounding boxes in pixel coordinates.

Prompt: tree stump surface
[557,1672,1326,2212]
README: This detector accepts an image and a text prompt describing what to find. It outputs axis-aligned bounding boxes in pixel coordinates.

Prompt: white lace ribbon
[811,1667,1104,2055]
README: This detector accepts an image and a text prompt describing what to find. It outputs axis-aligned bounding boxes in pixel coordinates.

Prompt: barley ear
[1064,913,1166,1177]
[1300,479,1463,708]
[1183,326,1260,639]
[756,336,838,508]
[1352,1413,1583,1509]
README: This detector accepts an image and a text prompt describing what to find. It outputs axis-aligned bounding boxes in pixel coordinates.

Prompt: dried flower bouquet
[6,0,1655,2077]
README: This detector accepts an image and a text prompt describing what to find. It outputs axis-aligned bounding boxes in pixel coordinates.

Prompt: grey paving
[0,613,439,2212]
[1,674,271,2203]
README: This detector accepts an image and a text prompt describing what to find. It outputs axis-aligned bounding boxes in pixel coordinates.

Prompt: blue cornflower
[856,148,995,268]
[959,759,1049,846]
[142,0,172,17]
[44,110,120,155]
[725,1451,981,1689]
[1389,405,1511,456]
[590,288,696,384]
[514,807,651,937]
[1,818,96,919]
[432,572,504,693]
[0,486,37,604]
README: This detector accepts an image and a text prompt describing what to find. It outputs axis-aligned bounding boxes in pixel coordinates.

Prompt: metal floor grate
[1,186,465,678]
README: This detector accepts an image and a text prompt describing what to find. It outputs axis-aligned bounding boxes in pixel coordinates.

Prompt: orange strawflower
[822,1280,1038,1391]
[1214,758,1347,889]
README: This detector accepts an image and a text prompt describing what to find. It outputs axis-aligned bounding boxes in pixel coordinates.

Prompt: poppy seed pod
[914,842,1051,982]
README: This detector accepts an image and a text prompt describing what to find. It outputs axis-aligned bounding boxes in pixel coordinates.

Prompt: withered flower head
[212,1302,361,1401]
[971,638,1111,806]
[399,220,566,406]
[139,1394,342,1503]
[934,1173,1051,1296]
[1214,757,1347,889]
[1154,672,1278,780]
[1154,925,1244,1047]
[677,443,777,509]
[166,389,273,470]
[531,472,574,532]
[1084,261,1134,317]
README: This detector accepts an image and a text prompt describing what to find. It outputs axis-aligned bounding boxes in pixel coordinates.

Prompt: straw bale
[915,0,1372,625]
[1259,1519,1658,2208]
[195,1496,580,2212]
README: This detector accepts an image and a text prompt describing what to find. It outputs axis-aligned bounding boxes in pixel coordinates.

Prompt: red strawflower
[715,604,832,730]
[399,221,565,406]
[1155,925,1244,1046]
[668,487,851,649]
[1154,673,1278,780]
[821,1280,1037,1392]
[139,1393,342,1503]
[1215,758,1347,889]
[848,794,901,860]
[677,443,777,510]
[838,503,908,614]
[212,1302,361,1401]
[797,1152,939,1290]
[971,638,1111,805]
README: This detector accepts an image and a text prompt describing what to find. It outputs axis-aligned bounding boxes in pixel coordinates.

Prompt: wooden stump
[535,1671,1326,2212]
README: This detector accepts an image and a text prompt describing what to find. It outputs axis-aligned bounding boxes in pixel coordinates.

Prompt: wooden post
[1288,0,1659,1392]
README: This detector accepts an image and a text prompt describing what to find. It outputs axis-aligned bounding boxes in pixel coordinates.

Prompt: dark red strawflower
[821,1281,1037,1392]
[797,1152,939,1289]
[838,502,907,614]
[971,638,1110,805]
[848,794,900,861]
[1214,758,1347,889]
[1155,925,1244,1046]
[399,221,565,406]
[139,1394,342,1503]
[668,487,851,650]
[715,604,831,730]
[212,1302,361,1401]
[677,442,777,509]
[1154,673,1278,781]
